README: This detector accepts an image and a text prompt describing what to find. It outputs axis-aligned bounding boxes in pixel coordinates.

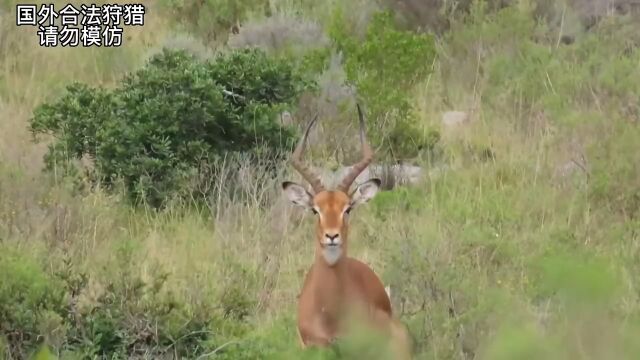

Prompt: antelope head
[282,104,381,266]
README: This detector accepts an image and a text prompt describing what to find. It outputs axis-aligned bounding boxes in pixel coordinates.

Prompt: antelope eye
[311,208,318,215]
[344,207,352,215]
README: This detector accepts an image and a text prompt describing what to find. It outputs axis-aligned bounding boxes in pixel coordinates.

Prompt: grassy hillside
[1,1,639,359]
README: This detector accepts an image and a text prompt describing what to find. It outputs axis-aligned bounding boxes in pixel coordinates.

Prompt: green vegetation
[29,48,311,208]
[330,9,440,161]
[1,0,639,359]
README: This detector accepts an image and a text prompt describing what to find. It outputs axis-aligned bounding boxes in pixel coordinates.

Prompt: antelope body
[282,105,412,359]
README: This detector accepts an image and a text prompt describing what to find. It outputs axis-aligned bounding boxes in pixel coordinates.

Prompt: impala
[282,105,412,359]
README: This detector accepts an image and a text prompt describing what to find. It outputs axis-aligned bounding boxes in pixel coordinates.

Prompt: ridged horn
[337,104,374,193]
[291,114,325,193]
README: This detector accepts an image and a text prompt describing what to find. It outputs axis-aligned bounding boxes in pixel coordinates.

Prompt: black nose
[325,233,339,240]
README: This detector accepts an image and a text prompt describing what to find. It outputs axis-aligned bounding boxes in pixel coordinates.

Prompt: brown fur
[294,190,412,359]
[284,104,410,358]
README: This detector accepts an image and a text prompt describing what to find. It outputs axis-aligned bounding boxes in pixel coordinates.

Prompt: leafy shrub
[329,10,440,161]
[0,248,67,358]
[0,241,249,359]
[30,48,313,208]
[68,257,213,357]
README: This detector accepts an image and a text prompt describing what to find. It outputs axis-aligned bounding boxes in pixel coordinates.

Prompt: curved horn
[291,114,325,193]
[337,104,374,193]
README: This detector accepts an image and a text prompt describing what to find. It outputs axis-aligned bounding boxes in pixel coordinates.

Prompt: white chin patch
[322,246,342,266]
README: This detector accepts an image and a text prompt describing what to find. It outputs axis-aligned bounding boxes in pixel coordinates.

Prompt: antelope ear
[282,181,314,209]
[350,178,381,206]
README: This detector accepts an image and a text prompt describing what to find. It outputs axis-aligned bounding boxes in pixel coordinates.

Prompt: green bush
[30,48,313,208]
[0,242,244,359]
[68,260,213,358]
[329,10,439,161]
[0,248,67,358]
